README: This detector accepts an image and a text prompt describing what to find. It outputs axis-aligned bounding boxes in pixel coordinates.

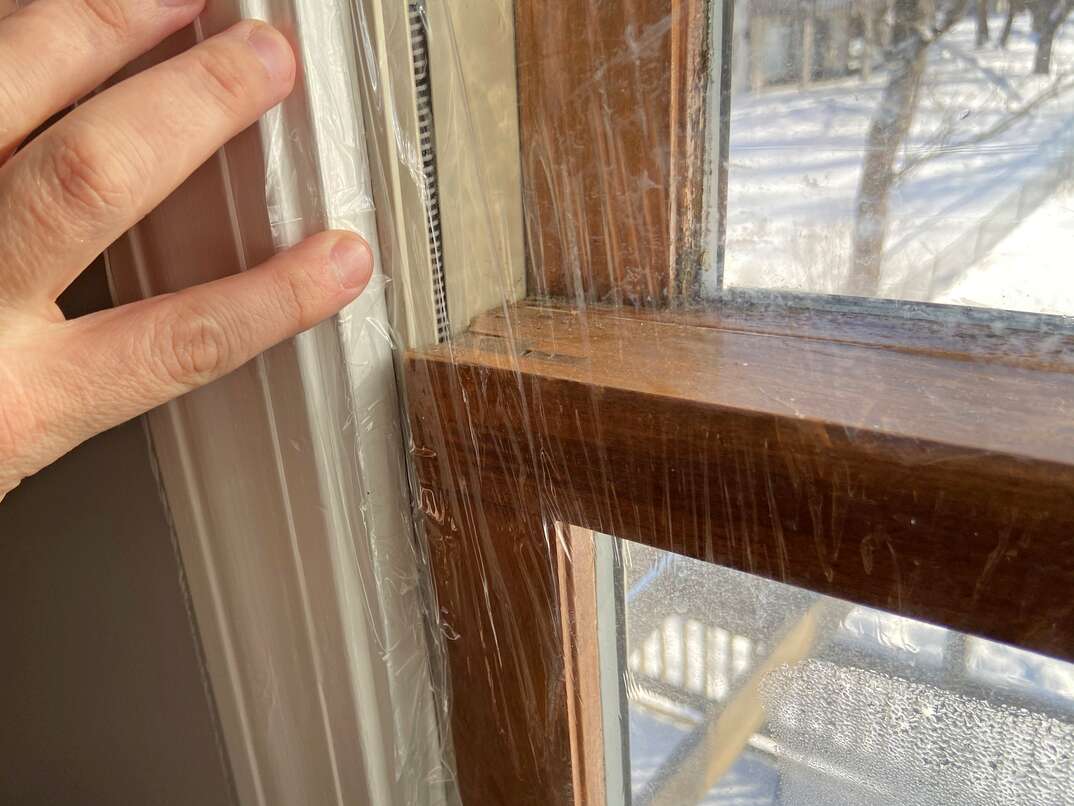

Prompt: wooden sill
[404,300,1074,804]
[590,292,1074,372]
[407,301,1074,660]
[452,302,1074,468]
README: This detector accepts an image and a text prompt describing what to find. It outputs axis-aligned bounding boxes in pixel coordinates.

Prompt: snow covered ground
[621,541,1074,804]
[714,14,1074,316]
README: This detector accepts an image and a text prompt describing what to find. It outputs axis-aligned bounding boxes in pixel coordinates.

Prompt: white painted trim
[107,2,448,804]
[427,0,527,331]
[353,0,527,349]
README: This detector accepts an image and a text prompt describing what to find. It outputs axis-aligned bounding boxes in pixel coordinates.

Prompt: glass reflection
[714,0,1074,315]
[608,537,1074,805]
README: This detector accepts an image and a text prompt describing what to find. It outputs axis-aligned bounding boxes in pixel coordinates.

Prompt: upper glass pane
[711,0,1074,316]
[598,532,1074,805]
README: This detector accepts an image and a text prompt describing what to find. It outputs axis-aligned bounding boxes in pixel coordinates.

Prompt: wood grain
[464,304,1074,467]
[515,0,709,306]
[669,0,712,301]
[405,391,574,804]
[558,527,606,806]
[406,302,1074,803]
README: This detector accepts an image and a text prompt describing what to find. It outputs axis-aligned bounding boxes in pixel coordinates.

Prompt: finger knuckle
[191,47,254,115]
[153,307,234,388]
[275,268,320,333]
[78,0,131,40]
[47,130,137,219]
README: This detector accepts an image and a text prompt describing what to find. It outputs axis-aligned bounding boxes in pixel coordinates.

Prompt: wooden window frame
[405,303,1074,804]
[397,0,1074,803]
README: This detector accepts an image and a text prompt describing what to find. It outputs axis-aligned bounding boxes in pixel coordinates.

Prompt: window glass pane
[712,0,1074,316]
[598,532,1074,804]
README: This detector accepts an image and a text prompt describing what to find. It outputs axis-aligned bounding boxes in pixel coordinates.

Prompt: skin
[0,0,374,503]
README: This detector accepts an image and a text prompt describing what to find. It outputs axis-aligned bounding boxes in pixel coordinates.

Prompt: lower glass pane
[594,532,1074,805]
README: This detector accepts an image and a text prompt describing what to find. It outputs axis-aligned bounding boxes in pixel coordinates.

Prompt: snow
[621,540,1074,803]
[712,15,1074,316]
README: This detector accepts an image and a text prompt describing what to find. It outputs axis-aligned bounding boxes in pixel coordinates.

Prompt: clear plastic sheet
[345,1,1074,803]
[220,0,1074,803]
[249,1,450,803]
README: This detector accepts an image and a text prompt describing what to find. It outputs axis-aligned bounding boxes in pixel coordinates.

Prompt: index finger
[0,0,205,158]
[0,19,297,306]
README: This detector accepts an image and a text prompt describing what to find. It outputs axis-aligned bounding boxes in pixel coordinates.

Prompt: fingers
[0,0,206,159]
[24,232,373,470]
[0,18,296,306]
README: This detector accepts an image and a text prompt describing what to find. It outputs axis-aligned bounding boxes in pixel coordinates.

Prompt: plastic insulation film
[121,0,1074,804]
[356,0,1074,803]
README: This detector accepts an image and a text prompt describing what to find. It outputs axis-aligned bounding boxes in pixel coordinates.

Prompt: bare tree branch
[895,73,1074,182]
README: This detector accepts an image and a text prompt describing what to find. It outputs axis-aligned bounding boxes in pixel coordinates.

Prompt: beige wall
[0,262,234,806]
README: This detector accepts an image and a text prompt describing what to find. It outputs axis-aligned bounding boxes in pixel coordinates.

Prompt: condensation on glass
[710,0,1074,315]
[591,532,1074,805]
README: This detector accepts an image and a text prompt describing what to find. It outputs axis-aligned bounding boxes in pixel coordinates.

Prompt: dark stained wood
[669,0,711,301]
[464,304,1074,467]
[405,371,575,806]
[557,527,606,806]
[405,302,1074,803]
[515,0,709,306]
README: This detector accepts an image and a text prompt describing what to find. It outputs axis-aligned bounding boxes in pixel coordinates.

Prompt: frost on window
[611,537,1074,805]
[713,0,1074,316]
[763,661,1074,805]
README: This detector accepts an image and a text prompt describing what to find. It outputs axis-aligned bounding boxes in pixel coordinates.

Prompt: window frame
[404,301,1074,804]
[395,1,1074,802]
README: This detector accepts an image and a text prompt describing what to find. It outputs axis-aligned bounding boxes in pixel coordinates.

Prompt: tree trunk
[801,15,816,86]
[1031,0,1046,32]
[1034,0,1072,73]
[976,0,991,45]
[891,0,920,43]
[999,4,1016,46]
[862,9,875,79]
[849,0,931,295]
[849,45,928,295]
[1036,22,1057,71]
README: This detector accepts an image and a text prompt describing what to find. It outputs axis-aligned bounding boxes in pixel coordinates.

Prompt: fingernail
[331,237,373,291]
[159,0,202,8]
[243,23,295,86]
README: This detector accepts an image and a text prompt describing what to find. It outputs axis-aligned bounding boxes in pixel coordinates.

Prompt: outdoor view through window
[607,535,1074,805]
[714,0,1074,315]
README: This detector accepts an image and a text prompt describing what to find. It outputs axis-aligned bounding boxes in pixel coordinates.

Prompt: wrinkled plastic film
[254,0,376,247]
[215,1,450,804]
[267,0,1074,803]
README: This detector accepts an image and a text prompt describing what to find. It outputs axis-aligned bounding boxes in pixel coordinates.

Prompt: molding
[353,0,526,349]
[106,2,447,804]
[426,0,527,330]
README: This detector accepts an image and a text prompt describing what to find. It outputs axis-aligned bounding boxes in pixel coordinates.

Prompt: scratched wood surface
[405,302,1074,804]
[515,0,709,306]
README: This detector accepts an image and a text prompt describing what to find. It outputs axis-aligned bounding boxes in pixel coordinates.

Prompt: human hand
[0,0,373,502]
